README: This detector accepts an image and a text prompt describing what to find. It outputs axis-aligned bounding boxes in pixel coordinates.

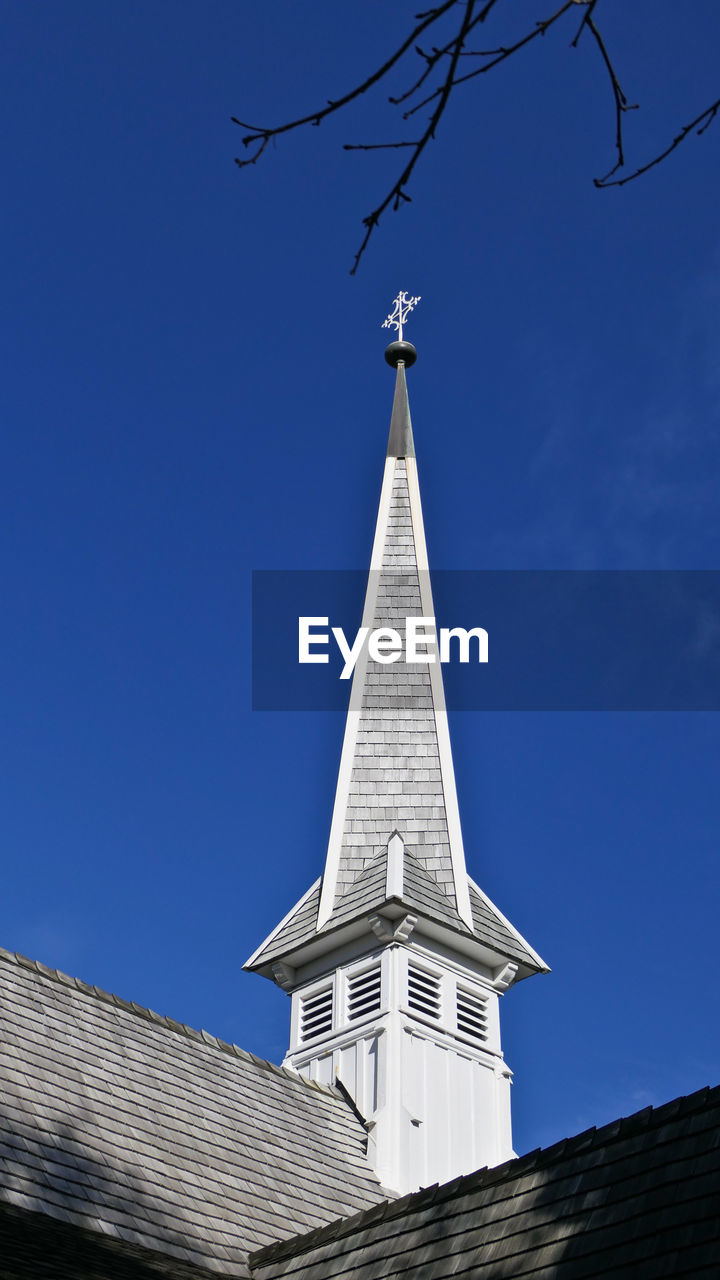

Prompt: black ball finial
[385,340,417,369]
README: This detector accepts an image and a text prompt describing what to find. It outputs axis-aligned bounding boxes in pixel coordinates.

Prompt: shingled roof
[249,1083,720,1278]
[247,854,544,976]
[0,1201,223,1280]
[0,948,388,1278]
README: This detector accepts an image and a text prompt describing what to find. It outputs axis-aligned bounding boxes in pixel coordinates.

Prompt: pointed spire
[315,330,474,932]
[386,358,415,459]
[245,309,547,983]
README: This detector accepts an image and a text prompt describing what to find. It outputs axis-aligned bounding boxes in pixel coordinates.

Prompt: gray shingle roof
[0,948,387,1276]
[248,860,545,976]
[468,879,544,970]
[325,841,471,934]
[402,849,470,931]
[249,1083,720,1278]
[253,880,322,966]
[250,882,322,967]
[0,1201,223,1280]
[336,461,457,899]
[326,849,389,928]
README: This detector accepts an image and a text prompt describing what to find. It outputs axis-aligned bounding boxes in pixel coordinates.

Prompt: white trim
[467,874,549,972]
[317,457,398,929]
[400,1017,500,1069]
[286,1020,386,1072]
[404,456,474,929]
[243,877,321,968]
[386,832,405,899]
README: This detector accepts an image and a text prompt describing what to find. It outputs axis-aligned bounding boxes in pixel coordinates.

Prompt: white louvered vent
[407,963,441,1020]
[299,985,333,1042]
[456,986,489,1041]
[347,964,382,1023]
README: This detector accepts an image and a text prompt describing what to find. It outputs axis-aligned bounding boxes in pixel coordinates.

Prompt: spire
[385,349,415,459]
[315,331,474,932]
[246,301,546,981]
[245,306,547,1195]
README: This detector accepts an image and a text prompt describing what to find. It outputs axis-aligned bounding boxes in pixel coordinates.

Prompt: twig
[349,0,478,274]
[389,0,501,106]
[584,13,637,181]
[570,0,597,49]
[232,0,460,167]
[344,141,418,151]
[596,96,720,188]
[401,1,576,119]
[233,0,715,268]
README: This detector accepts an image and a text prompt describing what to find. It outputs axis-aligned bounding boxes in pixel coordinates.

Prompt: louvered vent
[456,986,489,1041]
[300,985,333,1042]
[347,964,382,1023]
[407,963,441,1020]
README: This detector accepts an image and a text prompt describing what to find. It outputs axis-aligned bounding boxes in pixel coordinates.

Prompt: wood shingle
[249,1084,720,1278]
[0,948,387,1275]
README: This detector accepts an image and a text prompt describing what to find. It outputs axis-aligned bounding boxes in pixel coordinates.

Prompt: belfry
[246,295,548,1195]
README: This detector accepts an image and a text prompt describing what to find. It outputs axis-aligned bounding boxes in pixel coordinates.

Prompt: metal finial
[382,291,421,344]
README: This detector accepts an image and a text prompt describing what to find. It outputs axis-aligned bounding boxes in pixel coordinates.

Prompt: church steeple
[316,331,474,936]
[246,301,547,1195]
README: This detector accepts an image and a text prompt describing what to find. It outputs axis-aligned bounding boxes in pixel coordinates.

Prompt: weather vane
[382,291,421,344]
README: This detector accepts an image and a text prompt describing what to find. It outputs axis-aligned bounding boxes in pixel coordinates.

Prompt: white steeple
[246,314,548,1195]
[317,353,473,935]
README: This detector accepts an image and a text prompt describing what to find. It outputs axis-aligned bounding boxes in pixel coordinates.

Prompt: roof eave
[246,896,546,986]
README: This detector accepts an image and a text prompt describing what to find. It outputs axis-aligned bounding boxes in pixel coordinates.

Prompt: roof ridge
[0,945,342,1101]
[248,1080,720,1269]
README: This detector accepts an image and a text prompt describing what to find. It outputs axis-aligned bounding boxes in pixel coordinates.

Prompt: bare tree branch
[595,95,720,188]
[389,0,502,107]
[349,0,479,274]
[232,1,719,269]
[231,0,460,167]
[584,13,637,181]
[401,1,577,119]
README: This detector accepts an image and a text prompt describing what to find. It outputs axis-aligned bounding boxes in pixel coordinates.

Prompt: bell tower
[246,296,547,1195]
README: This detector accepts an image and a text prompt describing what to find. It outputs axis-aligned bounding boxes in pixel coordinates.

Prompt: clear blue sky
[1,1,719,1155]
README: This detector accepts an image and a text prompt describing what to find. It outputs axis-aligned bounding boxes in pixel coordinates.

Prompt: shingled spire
[316,335,473,934]
[246,301,547,1195]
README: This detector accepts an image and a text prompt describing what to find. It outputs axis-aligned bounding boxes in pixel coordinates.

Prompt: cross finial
[382,291,421,344]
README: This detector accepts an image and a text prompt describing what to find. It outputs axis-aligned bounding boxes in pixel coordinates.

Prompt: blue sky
[1,1,719,1155]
